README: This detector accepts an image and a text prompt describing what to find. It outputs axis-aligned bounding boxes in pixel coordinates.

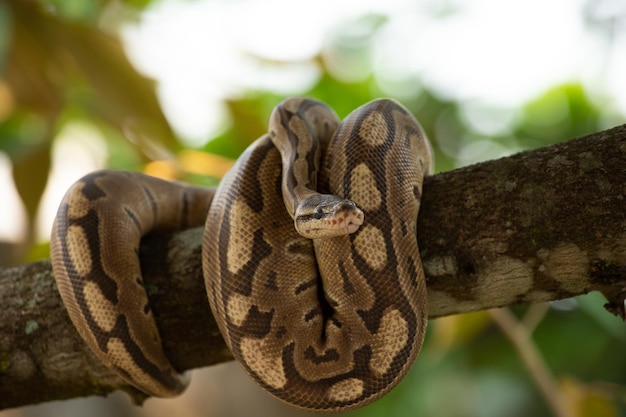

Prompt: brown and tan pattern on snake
[51,97,433,412]
[50,171,213,396]
[204,98,432,411]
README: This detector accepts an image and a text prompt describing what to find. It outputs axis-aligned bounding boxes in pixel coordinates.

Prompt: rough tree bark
[1,124,625,410]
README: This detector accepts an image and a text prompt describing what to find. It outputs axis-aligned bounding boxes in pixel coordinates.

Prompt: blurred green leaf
[203,93,282,159]
[0,109,52,248]
[34,0,154,21]
[4,1,180,159]
[0,1,11,72]
[43,0,101,22]
[10,131,51,239]
[517,83,601,147]
[308,71,378,118]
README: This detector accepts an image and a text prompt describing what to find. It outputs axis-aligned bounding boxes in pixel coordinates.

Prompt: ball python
[50,97,433,412]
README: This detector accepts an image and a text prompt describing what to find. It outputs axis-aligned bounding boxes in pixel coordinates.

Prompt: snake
[50,97,433,412]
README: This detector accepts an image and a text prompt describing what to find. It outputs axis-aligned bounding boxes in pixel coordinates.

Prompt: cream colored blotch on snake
[51,98,433,412]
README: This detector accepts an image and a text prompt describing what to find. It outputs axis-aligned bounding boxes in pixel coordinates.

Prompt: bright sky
[2,0,626,242]
[119,0,626,144]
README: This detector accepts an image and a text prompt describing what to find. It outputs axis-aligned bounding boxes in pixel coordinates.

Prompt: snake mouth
[343,210,364,234]
[318,205,364,237]
[345,222,361,234]
[295,200,364,239]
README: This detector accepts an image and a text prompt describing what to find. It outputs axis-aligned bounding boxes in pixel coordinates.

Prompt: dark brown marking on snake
[292,100,326,174]
[278,106,310,210]
[304,306,322,322]
[241,138,275,213]
[399,219,408,236]
[405,256,420,288]
[66,208,119,304]
[274,344,376,410]
[54,203,147,372]
[404,128,414,148]
[109,314,183,391]
[295,278,317,295]
[241,305,274,338]
[356,307,384,336]
[276,100,330,211]
[79,171,108,200]
[215,210,234,297]
[329,316,342,331]
[275,325,287,339]
[338,261,355,295]
[234,228,273,297]
[141,185,158,222]
[286,240,312,256]
[304,346,340,364]
[265,270,279,290]
[124,207,142,234]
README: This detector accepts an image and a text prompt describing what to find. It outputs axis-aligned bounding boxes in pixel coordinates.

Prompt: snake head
[295,194,364,239]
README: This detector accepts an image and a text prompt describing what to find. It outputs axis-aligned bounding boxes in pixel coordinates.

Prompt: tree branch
[1,125,625,410]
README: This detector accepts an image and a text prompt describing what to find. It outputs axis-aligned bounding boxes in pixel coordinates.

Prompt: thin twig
[521,303,550,334]
[489,308,572,417]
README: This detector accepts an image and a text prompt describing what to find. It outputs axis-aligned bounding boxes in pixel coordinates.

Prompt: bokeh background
[1,0,625,416]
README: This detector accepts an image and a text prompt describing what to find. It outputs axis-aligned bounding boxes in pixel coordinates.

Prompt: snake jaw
[295,198,364,239]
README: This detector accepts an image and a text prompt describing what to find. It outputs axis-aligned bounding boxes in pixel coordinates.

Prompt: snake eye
[312,207,324,220]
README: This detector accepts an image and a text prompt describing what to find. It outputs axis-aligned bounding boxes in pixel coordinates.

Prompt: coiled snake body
[51,98,433,412]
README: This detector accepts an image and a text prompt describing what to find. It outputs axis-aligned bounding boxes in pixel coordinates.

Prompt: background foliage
[1,1,625,416]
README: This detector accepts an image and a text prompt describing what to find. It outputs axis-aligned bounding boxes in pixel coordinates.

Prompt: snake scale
[50,98,433,412]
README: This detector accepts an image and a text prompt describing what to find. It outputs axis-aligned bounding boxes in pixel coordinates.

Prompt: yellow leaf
[177,150,234,179]
[560,376,619,417]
